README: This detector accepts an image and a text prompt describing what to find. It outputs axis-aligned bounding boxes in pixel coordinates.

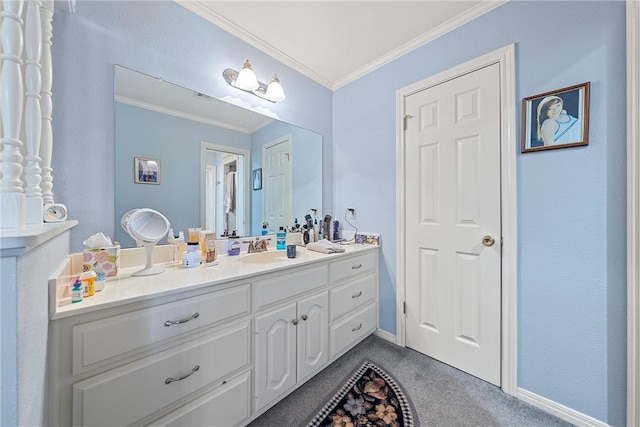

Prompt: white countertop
[52,244,378,320]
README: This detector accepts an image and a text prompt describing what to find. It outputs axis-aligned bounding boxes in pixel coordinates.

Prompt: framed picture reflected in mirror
[252,168,262,191]
[134,157,160,184]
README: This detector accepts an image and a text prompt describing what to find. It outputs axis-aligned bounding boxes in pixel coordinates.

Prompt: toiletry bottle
[176,232,186,263]
[314,219,319,242]
[71,279,83,303]
[80,271,97,297]
[276,226,286,250]
[261,224,268,236]
[95,272,106,292]
[228,238,240,255]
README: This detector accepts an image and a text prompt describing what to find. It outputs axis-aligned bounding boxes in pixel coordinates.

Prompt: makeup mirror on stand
[121,208,171,276]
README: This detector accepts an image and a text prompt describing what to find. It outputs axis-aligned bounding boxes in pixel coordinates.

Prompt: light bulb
[234,60,259,91]
[265,74,286,102]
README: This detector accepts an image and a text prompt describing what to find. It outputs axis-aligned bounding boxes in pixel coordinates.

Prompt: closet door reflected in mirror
[201,143,249,237]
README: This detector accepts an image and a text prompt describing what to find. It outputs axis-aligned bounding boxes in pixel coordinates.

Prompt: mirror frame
[200,142,251,235]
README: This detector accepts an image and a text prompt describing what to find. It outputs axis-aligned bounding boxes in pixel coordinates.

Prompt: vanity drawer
[73,321,251,427]
[148,371,251,427]
[253,265,328,311]
[329,273,376,322]
[329,302,376,359]
[330,251,376,284]
[72,284,250,374]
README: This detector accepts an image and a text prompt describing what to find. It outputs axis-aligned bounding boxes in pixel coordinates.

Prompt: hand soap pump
[276,226,286,250]
[261,221,268,236]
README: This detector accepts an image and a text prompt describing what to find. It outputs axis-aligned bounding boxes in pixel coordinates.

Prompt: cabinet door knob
[165,365,200,384]
[301,314,308,321]
[292,319,299,325]
[352,323,363,332]
[352,291,363,298]
[164,312,199,327]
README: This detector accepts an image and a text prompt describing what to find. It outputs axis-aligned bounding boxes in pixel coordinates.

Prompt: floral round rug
[306,360,417,427]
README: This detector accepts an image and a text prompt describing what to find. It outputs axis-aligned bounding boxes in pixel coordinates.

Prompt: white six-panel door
[404,63,502,386]
[263,137,292,233]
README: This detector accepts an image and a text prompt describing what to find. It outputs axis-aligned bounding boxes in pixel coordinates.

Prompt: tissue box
[83,247,119,277]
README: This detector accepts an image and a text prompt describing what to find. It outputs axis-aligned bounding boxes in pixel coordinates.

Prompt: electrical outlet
[347,208,356,219]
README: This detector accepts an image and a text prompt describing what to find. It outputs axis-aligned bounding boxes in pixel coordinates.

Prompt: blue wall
[52,0,333,252]
[332,1,626,424]
[114,102,250,247]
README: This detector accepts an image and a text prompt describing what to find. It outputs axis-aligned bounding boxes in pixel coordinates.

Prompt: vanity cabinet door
[297,292,328,381]
[255,303,297,412]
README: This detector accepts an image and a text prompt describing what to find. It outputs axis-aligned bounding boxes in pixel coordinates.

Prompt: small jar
[80,271,97,297]
[183,251,201,268]
[71,279,83,303]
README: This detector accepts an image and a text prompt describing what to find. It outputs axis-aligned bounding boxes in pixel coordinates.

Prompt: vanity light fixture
[223,60,286,103]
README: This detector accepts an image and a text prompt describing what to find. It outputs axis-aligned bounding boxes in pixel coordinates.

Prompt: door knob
[482,235,495,247]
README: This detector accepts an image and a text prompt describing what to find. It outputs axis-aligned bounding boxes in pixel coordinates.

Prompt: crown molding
[115,95,254,134]
[175,0,334,89]
[334,0,508,89]
[176,0,507,91]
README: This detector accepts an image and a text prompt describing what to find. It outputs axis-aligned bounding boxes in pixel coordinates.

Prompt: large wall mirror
[114,66,322,248]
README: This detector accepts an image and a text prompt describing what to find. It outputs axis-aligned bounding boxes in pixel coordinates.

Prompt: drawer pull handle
[165,365,200,384]
[352,264,362,270]
[292,319,299,325]
[352,323,363,332]
[301,314,308,321]
[352,291,363,298]
[164,312,200,327]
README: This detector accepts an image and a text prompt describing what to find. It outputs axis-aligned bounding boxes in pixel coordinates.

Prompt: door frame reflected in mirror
[200,142,250,237]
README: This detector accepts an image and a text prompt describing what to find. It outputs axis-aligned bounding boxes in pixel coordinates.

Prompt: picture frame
[521,82,590,153]
[252,168,262,191]
[134,157,160,184]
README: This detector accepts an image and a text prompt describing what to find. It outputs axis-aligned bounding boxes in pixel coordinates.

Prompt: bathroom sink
[238,250,304,264]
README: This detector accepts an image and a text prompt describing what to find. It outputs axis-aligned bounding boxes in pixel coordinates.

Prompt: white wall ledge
[0,220,78,256]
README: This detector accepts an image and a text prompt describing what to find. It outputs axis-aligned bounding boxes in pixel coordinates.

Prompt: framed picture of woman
[134,157,160,184]
[521,82,590,153]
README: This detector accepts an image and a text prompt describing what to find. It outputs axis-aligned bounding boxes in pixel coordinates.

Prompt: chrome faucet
[247,236,271,253]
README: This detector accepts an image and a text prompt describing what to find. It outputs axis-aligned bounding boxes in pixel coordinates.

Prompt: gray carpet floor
[248,334,574,427]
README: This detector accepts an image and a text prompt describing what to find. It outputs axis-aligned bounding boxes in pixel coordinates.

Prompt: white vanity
[47,244,379,426]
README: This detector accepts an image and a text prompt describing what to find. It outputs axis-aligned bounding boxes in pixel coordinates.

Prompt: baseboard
[517,388,610,427]
[374,328,397,344]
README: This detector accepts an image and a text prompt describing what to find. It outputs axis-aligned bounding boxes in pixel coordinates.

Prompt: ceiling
[176,0,506,90]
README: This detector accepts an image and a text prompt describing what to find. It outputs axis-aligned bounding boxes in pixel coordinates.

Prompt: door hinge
[403,302,406,314]
[403,115,413,131]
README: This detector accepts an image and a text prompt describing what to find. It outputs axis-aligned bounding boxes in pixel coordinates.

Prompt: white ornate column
[0,0,25,228]
[24,0,43,224]
[40,0,53,205]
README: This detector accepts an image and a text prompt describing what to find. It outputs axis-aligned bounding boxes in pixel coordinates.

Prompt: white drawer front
[329,273,376,322]
[148,371,251,427]
[330,251,376,284]
[254,265,328,311]
[73,284,250,374]
[73,321,250,427]
[329,303,376,359]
